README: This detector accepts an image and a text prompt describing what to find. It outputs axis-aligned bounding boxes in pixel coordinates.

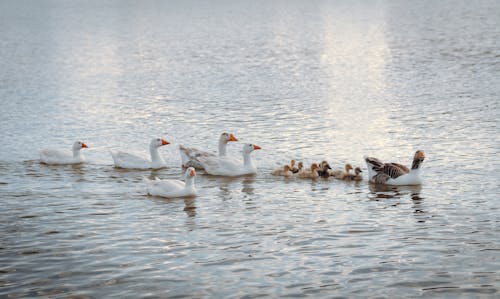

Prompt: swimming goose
[40,141,88,165]
[342,167,363,181]
[111,138,170,169]
[364,150,425,185]
[272,165,293,177]
[179,132,238,169]
[198,143,261,176]
[146,167,197,198]
[330,164,353,179]
[297,163,320,179]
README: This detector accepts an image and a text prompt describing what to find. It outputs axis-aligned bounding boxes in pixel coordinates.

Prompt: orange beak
[229,133,238,142]
[81,143,88,148]
[418,151,425,159]
[190,169,196,176]
[161,139,170,145]
[253,144,261,150]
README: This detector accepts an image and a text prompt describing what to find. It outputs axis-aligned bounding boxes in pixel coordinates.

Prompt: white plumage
[179,132,238,169]
[111,138,169,169]
[198,143,261,177]
[40,141,88,165]
[146,167,197,198]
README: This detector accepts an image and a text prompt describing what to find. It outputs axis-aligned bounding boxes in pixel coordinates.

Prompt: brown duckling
[317,160,332,178]
[295,161,304,174]
[342,167,363,181]
[272,165,294,177]
[330,163,353,179]
[289,159,299,173]
[297,163,320,178]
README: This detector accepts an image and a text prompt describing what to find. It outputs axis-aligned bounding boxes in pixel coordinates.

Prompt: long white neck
[243,151,254,168]
[218,139,227,156]
[185,176,195,189]
[72,148,82,158]
[150,146,164,164]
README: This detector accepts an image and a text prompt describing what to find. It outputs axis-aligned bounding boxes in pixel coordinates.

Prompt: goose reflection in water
[241,177,255,195]
[183,198,197,218]
[368,184,425,217]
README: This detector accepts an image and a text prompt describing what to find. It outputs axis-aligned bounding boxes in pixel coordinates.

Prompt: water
[1,0,499,297]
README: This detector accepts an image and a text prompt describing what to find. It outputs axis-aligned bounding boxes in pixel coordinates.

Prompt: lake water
[1,0,499,297]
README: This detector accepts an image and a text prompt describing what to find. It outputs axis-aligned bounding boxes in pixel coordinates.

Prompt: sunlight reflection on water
[0,0,499,298]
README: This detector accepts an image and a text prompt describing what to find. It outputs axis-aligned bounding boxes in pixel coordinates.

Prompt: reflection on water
[241,177,255,195]
[368,183,422,200]
[368,183,427,220]
[0,0,499,298]
[182,198,197,218]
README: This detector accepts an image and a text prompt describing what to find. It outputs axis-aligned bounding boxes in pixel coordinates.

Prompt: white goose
[179,132,238,169]
[146,167,197,198]
[364,150,425,185]
[198,143,261,176]
[40,141,88,165]
[111,138,170,169]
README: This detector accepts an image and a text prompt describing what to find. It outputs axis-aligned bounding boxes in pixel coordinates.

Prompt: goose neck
[150,146,162,163]
[411,159,423,170]
[218,140,227,156]
[72,148,81,158]
[243,152,254,167]
[185,177,195,189]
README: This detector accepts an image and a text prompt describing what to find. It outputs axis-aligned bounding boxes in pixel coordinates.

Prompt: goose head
[150,138,170,148]
[297,161,304,171]
[185,167,196,178]
[290,159,296,167]
[243,143,261,154]
[412,150,425,170]
[414,150,425,162]
[310,163,319,172]
[345,163,353,173]
[73,141,88,151]
[220,132,238,143]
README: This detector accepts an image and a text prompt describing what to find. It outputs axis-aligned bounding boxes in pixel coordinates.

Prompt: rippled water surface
[1,0,499,297]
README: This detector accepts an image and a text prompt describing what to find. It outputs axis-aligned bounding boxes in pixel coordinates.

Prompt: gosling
[330,163,353,179]
[272,165,294,177]
[317,160,332,178]
[295,161,304,174]
[297,163,320,179]
[341,167,363,181]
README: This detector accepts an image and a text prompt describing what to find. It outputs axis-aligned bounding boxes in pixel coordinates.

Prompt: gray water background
[0,0,499,297]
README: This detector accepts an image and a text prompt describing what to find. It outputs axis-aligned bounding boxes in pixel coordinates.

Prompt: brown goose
[364,150,425,185]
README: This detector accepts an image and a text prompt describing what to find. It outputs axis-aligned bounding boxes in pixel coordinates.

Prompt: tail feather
[178,145,191,165]
[364,156,384,171]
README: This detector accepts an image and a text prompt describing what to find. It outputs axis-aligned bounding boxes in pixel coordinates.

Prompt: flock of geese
[39,133,426,198]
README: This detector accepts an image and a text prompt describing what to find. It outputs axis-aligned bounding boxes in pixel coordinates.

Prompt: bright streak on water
[0,0,499,297]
